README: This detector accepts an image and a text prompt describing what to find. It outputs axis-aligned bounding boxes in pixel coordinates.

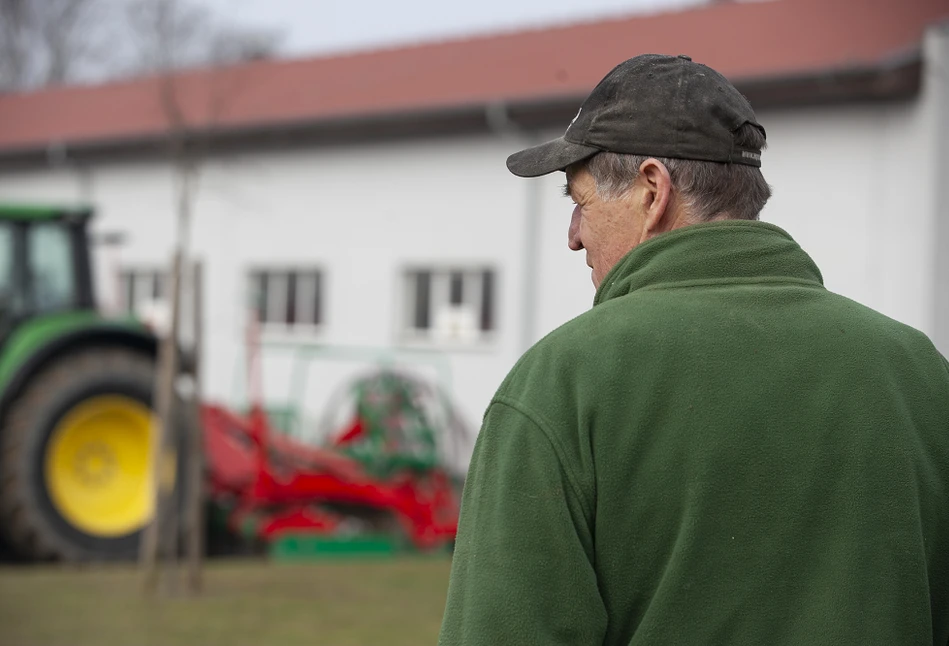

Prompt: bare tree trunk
[130,0,279,595]
[141,248,183,593]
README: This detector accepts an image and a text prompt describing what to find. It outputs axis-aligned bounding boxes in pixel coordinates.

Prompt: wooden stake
[186,260,205,593]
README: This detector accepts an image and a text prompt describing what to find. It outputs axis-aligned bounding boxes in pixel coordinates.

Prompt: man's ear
[636,158,674,240]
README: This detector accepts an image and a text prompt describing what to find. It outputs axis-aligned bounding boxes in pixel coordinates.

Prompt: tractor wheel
[0,347,187,561]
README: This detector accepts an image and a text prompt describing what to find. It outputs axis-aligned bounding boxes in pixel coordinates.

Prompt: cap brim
[506,137,600,178]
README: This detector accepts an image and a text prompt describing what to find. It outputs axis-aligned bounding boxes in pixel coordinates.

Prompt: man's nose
[568,206,583,251]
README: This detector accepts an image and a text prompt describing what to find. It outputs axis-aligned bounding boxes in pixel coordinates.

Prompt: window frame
[399,264,498,348]
[118,266,167,316]
[247,266,325,337]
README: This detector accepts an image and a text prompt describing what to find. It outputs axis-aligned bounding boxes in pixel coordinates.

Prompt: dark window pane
[286,271,297,325]
[122,272,134,313]
[153,273,164,300]
[480,270,494,331]
[414,271,431,329]
[313,272,322,325]
[253,272,268,324]
[449,271,464,305]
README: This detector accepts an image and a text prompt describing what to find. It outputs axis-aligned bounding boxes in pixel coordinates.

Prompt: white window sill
[257,323,324,341]
[397,331,498,354]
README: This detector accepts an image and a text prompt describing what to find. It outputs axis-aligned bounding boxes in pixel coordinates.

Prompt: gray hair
[583,123,772,222]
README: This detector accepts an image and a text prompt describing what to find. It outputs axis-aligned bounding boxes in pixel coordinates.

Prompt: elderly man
[438,54,949,645]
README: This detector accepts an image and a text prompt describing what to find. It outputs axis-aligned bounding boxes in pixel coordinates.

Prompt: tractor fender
[0,321,158,423]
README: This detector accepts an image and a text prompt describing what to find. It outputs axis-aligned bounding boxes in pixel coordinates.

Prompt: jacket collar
[594,220,824,307]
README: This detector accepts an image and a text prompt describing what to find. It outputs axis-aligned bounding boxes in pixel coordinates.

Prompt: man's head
[507,54,772,287]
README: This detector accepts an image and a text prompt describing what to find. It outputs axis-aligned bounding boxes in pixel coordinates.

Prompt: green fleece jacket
[439,221,949,646]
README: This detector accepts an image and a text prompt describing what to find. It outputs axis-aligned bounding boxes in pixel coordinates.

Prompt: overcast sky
[202,0,704,57]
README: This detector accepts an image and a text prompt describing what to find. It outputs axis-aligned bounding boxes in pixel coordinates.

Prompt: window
[249,268,323,332]
[402,267,496,344]
[28,223,75,312]
[118,268,166,315]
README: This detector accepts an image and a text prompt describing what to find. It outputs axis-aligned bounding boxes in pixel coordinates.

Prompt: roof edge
[0,55,924,170]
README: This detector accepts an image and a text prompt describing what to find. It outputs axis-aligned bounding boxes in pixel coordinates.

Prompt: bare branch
[42,0,107,84]
[0,0,39,90]
[0,0,112,91]
[0,0,282,91]
[123,0,280,75]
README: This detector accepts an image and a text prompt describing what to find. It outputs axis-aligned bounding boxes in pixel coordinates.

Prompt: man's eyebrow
[562,181,573,198]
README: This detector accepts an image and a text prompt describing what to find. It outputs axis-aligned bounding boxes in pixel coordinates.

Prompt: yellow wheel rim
[44,395,156,537]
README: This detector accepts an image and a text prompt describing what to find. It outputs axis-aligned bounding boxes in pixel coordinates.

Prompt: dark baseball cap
[507,54,765,177]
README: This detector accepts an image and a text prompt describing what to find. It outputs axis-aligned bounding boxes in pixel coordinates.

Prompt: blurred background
[0,0,947,644]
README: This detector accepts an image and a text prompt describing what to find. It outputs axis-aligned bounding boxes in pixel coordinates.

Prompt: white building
[0,0,947,460]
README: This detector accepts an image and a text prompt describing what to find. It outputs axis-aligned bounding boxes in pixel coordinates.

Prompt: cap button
[677,54,692,61]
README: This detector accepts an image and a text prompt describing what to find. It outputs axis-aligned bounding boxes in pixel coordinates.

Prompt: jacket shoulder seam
[490,395,593,522]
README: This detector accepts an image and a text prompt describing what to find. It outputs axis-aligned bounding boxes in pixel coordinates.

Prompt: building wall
[0,58,945,463]
[926,24,949,354]
[760,98,934,336]
[0,138,534,457]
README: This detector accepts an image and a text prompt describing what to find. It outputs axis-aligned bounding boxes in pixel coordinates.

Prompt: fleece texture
[439,220,949,646]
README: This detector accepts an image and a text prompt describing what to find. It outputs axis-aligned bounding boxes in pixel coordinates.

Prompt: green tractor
[0,203,179,562]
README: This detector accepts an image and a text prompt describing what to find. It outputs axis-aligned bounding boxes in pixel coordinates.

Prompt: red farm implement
[201,368,465,557]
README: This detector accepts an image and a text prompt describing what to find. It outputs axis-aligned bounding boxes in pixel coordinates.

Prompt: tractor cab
[0,205,96,348]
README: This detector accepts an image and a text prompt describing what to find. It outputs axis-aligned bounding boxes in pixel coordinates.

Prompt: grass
[0,557,453,646]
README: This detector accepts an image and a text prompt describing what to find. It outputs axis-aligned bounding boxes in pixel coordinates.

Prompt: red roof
[0,0,945,155]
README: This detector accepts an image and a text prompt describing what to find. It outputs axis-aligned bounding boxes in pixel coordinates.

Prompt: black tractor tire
[0,346,188,562]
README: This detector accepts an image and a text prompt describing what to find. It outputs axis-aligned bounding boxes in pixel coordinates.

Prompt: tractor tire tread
[0,347,156,561]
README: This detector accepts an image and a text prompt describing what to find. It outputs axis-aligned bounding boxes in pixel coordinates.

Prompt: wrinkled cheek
[568,207,583,249]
